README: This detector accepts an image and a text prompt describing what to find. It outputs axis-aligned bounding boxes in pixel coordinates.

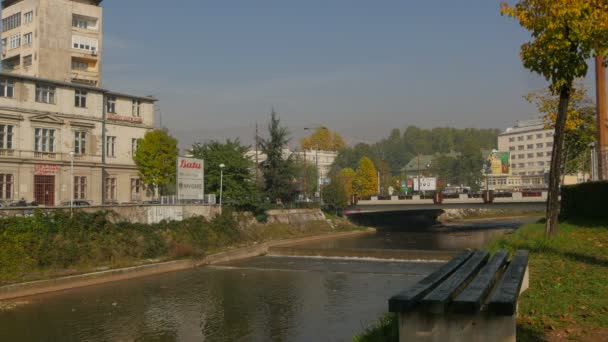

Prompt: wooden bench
[388,250,529,342]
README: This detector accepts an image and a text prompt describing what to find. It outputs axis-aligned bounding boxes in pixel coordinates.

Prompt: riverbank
[0,209,366,296]
[354,220,608,342]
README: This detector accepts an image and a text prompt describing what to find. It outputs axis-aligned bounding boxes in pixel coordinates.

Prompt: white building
[246,148,338,185]
[0,0,155,206]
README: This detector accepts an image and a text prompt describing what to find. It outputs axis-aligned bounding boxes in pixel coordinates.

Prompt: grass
[354,219,608,341]
[487,219,608,341]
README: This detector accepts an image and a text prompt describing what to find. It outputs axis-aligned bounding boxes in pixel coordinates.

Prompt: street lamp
[304,126,326,199]
[69,151,75,216]
[219,163,225,211]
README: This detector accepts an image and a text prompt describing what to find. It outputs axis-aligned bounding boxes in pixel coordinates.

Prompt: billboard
[177,157,204,200]
[489,152,510,174]
[414,177,437,191]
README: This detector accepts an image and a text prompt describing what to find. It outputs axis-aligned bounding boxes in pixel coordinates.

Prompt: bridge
[344,191,547,217]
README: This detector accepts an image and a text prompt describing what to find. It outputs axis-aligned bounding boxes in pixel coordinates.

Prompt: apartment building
[1,0,103,86]
[496,119,553,187]
[0,0,156,206]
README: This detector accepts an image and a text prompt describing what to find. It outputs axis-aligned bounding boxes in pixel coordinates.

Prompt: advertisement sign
[489,151,510,174]
[34,164,60,175]
[414,177,437,191]
[177,157,204,200]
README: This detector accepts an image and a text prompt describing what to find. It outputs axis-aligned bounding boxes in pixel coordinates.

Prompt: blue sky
[101,0,597,147]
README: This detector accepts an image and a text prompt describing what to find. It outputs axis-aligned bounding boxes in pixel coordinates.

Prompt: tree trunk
[546,84,571,238]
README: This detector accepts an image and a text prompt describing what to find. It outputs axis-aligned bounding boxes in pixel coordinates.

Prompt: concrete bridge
[344,191,547,215]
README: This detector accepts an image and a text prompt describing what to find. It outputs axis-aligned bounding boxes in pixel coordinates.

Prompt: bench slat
[420,251,489,314]
[487,250,530,316]
[452,250,509,313]
[388,251,473,312]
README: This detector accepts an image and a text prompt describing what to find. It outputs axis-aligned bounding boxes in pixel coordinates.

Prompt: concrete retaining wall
[265,209,326,226]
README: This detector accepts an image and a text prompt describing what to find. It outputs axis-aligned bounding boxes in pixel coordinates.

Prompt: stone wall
[0,205,221,224]
[265,209,326,226]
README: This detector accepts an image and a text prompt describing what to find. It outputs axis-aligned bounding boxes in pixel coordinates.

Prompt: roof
[499,118,551,136]
[0,72,156,102]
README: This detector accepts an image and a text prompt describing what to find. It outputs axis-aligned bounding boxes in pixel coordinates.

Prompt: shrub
[561,181,608,220]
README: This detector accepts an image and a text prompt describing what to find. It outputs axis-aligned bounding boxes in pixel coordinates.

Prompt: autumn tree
[338,168,356,199]
[354,157,378,197]
[501,0,608,237]
[301,127,346,151]
[133,129,179,197]
[525,84,597,176]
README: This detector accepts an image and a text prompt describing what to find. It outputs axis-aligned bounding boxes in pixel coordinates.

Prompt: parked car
[61,200,91,207]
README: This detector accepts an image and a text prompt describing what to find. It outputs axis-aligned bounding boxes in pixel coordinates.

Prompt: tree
[190,139,259,208]
[259,110,297,203]
[301,127,346,151]
[133,129,178,197]
[525,84,597,176]
[293,156,318,199]
[321,179,348,213]
[501,0,608,237]
[338,168,356,199]
[354,157,378,197]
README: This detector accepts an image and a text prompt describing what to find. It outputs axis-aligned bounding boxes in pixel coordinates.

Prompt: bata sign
[35,164,60,175]
[177,157,204,200]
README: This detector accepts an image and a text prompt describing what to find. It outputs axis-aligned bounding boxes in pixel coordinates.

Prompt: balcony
[0,148,14,157]
[34,151,57,160]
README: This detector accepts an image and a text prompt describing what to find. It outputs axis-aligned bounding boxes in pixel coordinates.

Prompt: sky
[100,0,598,148]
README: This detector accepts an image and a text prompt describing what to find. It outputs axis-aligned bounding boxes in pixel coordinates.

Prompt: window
[527,153,534,158]
[75,89,87,108]
[105,177,117,201]
[528,162,535,167]
[72,35,98,52]
[0,174,13,200]
[536,134,543,139]
[106,136,116,157]
[511,155,516,160]
[34,128,55,152]
[545,132,553,137]
[71,60,88,70]
[106,96,116,113]
[0,124,14,150]
[518,145,524,150]
[537,152,544,157]
[509,146,515,151]
[35,83,55,104]
[517,136,524,141]
[518,154,525,159]
[527,135,533,140]
[1,56,19,70]
[132,100,141,117]
[131,178,141,201]
[527,144,534,149]
[23,54,32,66]
[509,137,515,142]
[74,176,87,200]
[546,142,553,147]
[538,161,545,166]
[23,32,32,45]
[2,13,21,32]
[546,151,552,156]
[9,34,20,49]
[536,143,543,148]
[511,164,517,169]
[24,11,33,23]
[0,78,14,98]
[72,17,88,29]
[74,131,86,154]
[131,138,139,156]
[518,163,525,168]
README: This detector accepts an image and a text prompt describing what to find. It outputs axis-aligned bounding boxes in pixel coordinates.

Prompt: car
[61,200,91,207]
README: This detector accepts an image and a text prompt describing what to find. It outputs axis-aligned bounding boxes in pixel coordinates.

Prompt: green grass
[487,219,608,340]
[353,313,398,342]
[354,219,608,341]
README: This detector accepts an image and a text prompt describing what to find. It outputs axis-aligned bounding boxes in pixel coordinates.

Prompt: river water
[0,217,535,341]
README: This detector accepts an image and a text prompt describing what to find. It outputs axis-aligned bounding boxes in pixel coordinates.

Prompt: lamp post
[69,151,75,216]
[219,163,225,212]
[304,126,324,200]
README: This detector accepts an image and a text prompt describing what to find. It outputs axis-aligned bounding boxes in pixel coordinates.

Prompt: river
[0,217,535,341]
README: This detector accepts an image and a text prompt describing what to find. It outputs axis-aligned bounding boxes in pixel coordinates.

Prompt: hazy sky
[100,0,598,148]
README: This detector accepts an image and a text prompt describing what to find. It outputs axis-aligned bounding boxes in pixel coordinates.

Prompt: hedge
[561,181,608,220]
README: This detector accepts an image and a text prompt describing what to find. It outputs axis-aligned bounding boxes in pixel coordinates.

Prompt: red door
[34,175,55,206]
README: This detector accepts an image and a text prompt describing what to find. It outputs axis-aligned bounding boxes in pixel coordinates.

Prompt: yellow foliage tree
[501,0,608,237]
[338,168,356,198]
[525,83,591,132]
[354,157,378,197]
[301,127,346,151]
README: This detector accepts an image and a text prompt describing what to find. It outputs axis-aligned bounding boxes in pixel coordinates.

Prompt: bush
[0,210,242,282]
[561,181,608,220]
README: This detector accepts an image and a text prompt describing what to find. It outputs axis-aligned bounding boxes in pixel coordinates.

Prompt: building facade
[0,0,156,206]
[1,0,103,86]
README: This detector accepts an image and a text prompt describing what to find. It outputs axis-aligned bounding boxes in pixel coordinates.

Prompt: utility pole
[255,122,259,183]
[596,56,607,180]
